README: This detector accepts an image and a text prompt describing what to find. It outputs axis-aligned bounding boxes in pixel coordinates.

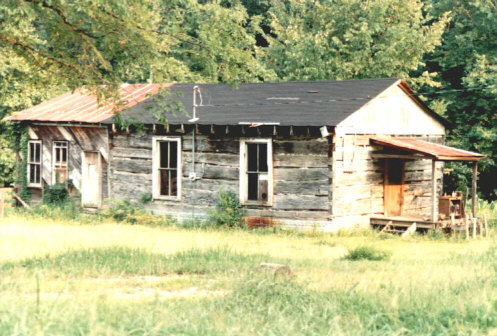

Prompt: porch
[369,136,485,234]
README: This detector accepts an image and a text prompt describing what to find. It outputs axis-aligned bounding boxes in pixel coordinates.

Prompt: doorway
[384,159,404,216]
[81,151,102,208]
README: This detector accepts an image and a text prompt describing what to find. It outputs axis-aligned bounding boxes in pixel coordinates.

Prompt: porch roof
[370,137,484,161]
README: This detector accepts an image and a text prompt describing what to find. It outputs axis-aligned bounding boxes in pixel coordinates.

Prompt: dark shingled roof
[102,78,415,127]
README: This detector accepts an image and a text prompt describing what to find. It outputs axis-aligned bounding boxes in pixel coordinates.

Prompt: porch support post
[472,161,478,218]
[431,159,437,222]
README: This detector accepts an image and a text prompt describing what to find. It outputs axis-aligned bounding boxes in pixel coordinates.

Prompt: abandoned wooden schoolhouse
[6,78,484,231]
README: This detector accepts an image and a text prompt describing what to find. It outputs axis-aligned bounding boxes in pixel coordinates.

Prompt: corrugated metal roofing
[5,79,448,127]
[6,83,166,123]
[371,137,484,161]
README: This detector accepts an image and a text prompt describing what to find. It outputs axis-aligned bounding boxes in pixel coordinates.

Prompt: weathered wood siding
[109,126,331,225]
[337,83,445,135]
[331,133,444,228]
[28,125,109,202]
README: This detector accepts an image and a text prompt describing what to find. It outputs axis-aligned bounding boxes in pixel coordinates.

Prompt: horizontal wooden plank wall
[109,126,331,226]
[331,133,444,228]
[28,125,109,203]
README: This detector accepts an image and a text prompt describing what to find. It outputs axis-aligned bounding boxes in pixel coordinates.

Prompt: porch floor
[370,215,435,230]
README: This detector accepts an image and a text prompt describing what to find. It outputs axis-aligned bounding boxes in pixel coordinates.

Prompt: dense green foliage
[265,0,447,84]
[420,0,497,198]
[208,189,246,228]
[1,0,497,197]
[42,182,70,205]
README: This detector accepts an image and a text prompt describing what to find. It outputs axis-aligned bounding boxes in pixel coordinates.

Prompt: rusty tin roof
[371,136,484,161]
[5,83,166,123]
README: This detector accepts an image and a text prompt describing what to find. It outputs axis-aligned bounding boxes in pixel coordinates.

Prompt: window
[153,137,181,199]
[240,139,273,205]
[27,140,42,187]
[52,141,68,184]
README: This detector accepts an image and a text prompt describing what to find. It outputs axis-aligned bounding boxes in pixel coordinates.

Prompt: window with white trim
[27,140,42,187]
[153,137,181,199]
[240,139,273,205]
[52,141,68,184]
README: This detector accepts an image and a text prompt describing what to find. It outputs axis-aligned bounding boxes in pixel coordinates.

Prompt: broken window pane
[160,169,170,196]
[258,144,268,172]
[248,173,258,200]
[160,142,169,168]
[246,142,270,203]
[247,143,258,172]
[170,142,177,168]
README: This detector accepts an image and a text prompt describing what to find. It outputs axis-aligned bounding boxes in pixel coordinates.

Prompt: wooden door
[82,151,102,208]
[384,159,404,216]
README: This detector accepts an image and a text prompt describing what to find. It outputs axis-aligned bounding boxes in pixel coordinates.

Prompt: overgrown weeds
[208,189,246,228]
[344,245,391,261]
[100,199,176,226]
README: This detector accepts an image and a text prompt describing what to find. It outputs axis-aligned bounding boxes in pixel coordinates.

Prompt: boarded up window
[28,140,42,186]
[153,137,181,199]
[52,141,68,184]
[241,139,272,205]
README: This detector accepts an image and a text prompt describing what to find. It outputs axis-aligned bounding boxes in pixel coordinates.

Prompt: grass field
[1,212,497,335]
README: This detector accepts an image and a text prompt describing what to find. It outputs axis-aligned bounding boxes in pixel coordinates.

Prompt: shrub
[344,246,390,261]
[42,182,70,205]
[101,199,176,226]
[140,193,153,204]
[208,189,246,228]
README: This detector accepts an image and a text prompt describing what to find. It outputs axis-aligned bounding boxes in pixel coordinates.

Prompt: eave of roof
[370,136,484,161]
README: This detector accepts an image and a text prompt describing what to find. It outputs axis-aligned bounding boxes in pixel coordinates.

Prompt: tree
[423,0,497,199]
[264,0,448,86]
[157,0,274,84]
[0,0,270,186]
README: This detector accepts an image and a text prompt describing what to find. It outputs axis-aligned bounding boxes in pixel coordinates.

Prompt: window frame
[239,138,273,206]
[152,136,182,200]
[52,140,69,184]
[27,140,42,188]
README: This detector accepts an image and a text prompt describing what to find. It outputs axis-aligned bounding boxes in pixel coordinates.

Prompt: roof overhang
[370,136,484,161]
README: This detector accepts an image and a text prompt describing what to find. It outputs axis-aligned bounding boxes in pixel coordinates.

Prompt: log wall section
[331,133,444,228]
[108,126,331,226]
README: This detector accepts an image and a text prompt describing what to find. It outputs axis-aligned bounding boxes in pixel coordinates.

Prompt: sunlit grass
[1,212,497,335]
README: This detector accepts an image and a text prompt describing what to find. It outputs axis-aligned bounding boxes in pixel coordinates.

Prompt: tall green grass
[0,247,274,277]
[2,274,497,335]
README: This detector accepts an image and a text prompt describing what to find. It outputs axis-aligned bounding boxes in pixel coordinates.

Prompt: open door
[384,159,404,216]
[81,151,102,208]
